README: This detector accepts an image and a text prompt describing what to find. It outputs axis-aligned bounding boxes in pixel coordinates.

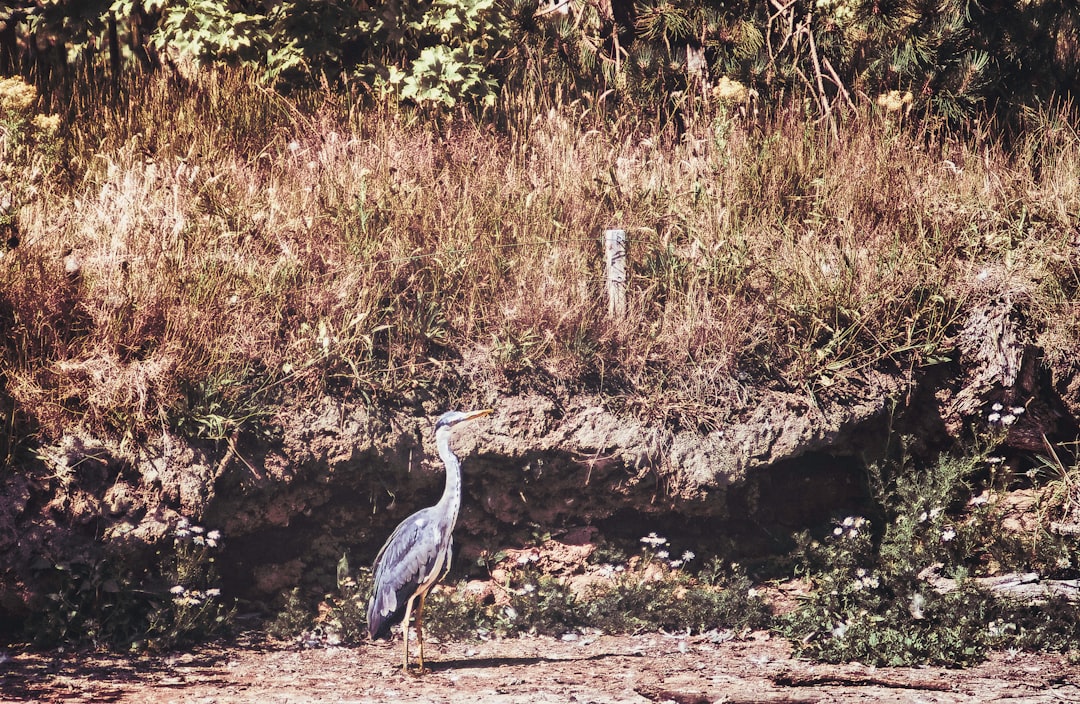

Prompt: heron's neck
[436,429,462,527]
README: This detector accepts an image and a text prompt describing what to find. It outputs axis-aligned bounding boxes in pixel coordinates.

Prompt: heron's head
[434,408,494,431]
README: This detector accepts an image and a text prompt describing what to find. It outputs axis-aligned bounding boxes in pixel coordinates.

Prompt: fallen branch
[919,564,1080,605]
[637,684,817,704]
[774,670,953,691]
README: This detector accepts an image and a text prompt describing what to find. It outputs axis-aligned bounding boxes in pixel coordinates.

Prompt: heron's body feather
[367,506,455,639]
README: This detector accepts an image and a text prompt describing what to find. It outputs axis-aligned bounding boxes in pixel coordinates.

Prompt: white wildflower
[656,550,669,560]
[682,551,695,562]
[988,412,1001,422]
[640,533,668,547]
[992,402,1003,412]
[169,585,186,595]
[833,526,844,536]
[1001,414,1016,425]
[207,530,222,541]
[206,588,221,598]
[918,511,928,523]
[909,592,926,619]
[843,516,855,527]
[1010,406,1025,416]
[941,527,956,542]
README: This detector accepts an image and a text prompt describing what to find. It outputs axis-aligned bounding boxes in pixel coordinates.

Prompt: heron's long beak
[462,408,494,422]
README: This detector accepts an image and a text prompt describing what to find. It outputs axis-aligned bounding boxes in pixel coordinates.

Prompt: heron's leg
[416,592,426,671]
[400,593,418,672]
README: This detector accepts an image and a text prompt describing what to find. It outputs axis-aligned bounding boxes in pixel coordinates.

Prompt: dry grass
[1,71,1079,444]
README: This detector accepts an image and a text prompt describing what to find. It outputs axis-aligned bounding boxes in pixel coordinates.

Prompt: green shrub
[783,444,1080,666]
[27,517,232,651]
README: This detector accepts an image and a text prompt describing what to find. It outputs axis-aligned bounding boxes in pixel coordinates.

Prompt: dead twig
[774,670,954,692]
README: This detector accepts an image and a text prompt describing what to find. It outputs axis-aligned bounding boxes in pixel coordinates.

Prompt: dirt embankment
[2,285,1079,621]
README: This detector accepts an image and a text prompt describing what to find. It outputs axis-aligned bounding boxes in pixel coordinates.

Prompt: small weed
[266,588,315,641]
[273,562,376,645]
[319,566,374,645]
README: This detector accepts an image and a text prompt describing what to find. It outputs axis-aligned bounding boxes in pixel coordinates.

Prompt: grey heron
[367,408,493,673]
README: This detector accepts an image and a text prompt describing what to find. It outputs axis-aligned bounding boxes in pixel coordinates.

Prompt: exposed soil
[4,631,1078,704]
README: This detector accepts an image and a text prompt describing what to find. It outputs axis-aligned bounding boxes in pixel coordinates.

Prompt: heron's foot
[403,664,431,677]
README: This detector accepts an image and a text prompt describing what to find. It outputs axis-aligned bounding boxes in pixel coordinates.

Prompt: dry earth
[4,631,1078,704]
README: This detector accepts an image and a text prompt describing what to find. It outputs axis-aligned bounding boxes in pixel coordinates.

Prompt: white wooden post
[604,228,627,320]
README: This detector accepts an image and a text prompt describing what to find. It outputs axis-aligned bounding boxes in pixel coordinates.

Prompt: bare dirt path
[4,632,1077,704]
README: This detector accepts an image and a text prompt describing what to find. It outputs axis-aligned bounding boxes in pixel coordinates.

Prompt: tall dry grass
[1,71,1078,446]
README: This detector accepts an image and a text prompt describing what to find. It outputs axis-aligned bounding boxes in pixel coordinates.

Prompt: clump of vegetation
[27,517,232,651]
[266,588,316,642]
[580,559,769,637]
[426,568,586,640]
[782,442,1080,667]
[319,560,375,645]
[293,535,770,644]
[444,556,769,639]
[268,556,375,646]
[3,68,1079,448]
[144,518,234,650]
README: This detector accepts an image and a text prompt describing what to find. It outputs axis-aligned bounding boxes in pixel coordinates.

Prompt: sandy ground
[3,630,1078,704]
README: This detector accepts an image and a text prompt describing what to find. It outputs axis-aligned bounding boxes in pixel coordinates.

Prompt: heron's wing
[367,509,446,639]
